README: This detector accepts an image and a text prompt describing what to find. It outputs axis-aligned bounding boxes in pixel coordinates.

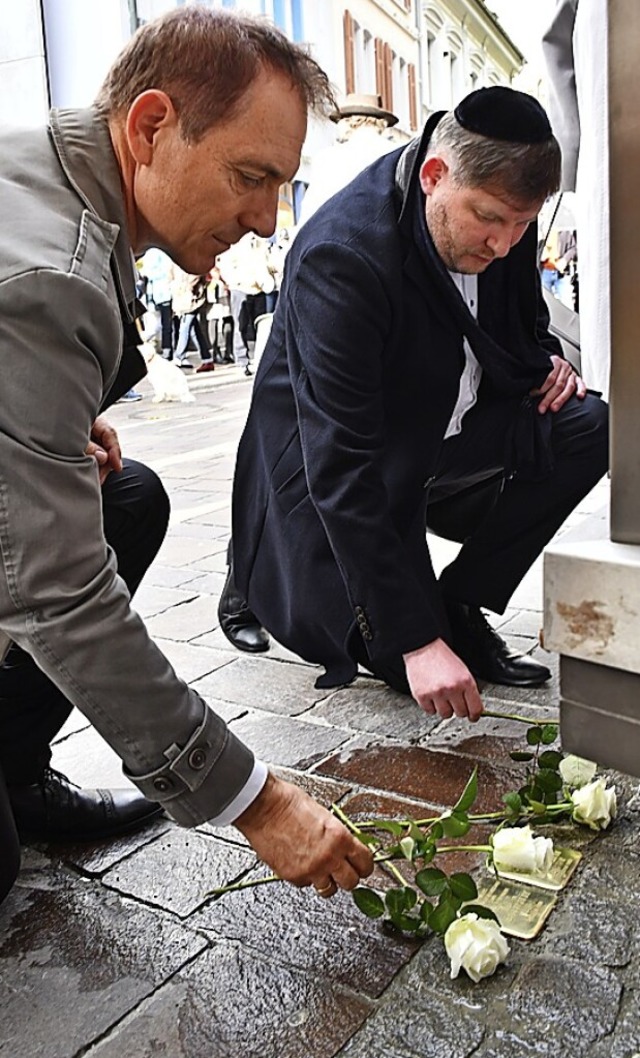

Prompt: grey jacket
[0,108,254,825]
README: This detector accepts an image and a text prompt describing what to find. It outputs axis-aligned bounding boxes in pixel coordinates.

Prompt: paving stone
[504,956,622,1052]
[498,609,546,639]
[193,865,418,998]
[181,569,227,595]
[544,892,634,967]
[51,725,138,790]
[145,593,219,640]
[151,637,237,681]
[133,583,198,619]
[316,743,522,813]
[309,680,441,741]
[228,711,351,769]
[102,829,255,917]
[0,870,206,1058]
[141,563,205,589]
[193,655,330,715]
[39,816,172,876]
[422,703,560,764]
[587,989,640,1058]
[156,536,222,568]
[337,988,486,1058]
[82,941,374,1058]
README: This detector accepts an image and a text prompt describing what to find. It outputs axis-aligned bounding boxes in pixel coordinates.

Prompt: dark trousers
[354,392,609,692]
[0,458,169,903]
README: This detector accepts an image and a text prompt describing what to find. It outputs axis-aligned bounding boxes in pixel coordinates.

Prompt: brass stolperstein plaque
[475,877,558,940]
[495,847,582,892]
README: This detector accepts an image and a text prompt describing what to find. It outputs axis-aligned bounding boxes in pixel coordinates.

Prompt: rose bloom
[492,825,554,874]
[444,913,510,983]
[559,754,597,789]
[571,778,617,830]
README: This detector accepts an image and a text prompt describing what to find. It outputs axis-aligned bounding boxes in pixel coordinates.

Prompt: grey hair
[427,110,561,203]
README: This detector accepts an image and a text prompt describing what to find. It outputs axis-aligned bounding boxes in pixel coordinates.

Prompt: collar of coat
[394,113,557,479]
[49,107,140,324]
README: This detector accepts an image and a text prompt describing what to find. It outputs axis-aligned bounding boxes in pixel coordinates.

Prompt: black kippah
[454,87,553,145]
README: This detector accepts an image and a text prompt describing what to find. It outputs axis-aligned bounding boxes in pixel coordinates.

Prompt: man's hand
[403,638,483,722]
[86,416,123,485]
[234,773,374,898]
[531,354,587,414]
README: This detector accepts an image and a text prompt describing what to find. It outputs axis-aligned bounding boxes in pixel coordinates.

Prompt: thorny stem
[207,873,280,897]
[482,708,558,727]
[357,801,574,831]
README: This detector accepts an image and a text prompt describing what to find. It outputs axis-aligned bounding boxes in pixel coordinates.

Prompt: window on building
[344,10,356,94]
[375,38,394,113]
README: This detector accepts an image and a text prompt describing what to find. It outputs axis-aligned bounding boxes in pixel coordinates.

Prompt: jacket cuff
[125,706,255,827]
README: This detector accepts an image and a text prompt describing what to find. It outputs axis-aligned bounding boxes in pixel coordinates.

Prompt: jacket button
[188,748,207,770]
[153,777,171,793]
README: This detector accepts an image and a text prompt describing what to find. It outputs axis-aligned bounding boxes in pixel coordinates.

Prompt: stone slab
[0,870,206,1058]
[309,680,441,741]
[192,866,418,998]
[316,743,522,814]
[228,711,351,769]
[193,655,331,715]
[102,829,255,917]
[145,593,219,641]
[82,941,374,1058]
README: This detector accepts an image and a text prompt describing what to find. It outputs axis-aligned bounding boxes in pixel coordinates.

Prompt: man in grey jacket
[0,7,372,904]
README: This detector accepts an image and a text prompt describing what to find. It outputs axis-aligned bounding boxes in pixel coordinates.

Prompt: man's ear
[419,155,449,196]
[125,90,178,165]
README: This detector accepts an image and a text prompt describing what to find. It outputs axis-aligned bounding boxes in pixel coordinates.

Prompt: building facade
[0,0,522,212]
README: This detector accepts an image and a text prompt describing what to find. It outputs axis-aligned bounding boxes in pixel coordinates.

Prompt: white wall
[42,0,130,107]
[0,0,49,125]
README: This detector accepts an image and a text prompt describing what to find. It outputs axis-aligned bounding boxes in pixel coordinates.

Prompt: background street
[1,365,637,1058]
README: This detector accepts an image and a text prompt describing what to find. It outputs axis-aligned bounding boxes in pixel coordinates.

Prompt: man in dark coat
[228,87,609,723]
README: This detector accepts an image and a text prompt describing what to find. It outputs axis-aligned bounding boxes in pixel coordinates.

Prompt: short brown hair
[428,111,561,204]
[95,5,334,142]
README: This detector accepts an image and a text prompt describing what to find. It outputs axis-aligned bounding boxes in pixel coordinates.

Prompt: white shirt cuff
[205,758,269,827]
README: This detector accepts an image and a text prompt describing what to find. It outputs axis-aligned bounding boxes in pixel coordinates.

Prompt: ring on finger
[313,882,334,896]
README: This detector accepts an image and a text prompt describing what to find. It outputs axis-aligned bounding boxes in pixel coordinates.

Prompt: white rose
[492,825,554,874]
[444,913,510,983]
[559,754,598,789]
[571,778,617,830]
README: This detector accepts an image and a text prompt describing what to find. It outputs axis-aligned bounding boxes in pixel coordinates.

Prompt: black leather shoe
[8,767,163,841]
[444,600,551,687]
[218,564,270,653]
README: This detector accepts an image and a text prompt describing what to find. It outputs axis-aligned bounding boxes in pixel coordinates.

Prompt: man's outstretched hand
[234,773,374,898]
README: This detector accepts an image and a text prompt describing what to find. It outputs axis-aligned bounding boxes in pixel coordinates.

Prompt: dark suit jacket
[232,121,561,688]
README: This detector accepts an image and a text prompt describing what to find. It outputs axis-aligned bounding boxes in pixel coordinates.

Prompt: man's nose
[240,190,279,239]
[485,228,514,259]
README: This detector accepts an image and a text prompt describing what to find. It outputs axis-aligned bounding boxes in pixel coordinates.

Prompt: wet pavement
[1,361,638,1058]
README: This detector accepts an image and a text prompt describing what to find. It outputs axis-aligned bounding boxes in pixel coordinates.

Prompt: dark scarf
[395,115,556,478]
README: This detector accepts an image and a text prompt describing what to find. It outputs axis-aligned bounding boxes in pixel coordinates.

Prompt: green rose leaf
[352,887,385,918]
[374,821,405,837]
[415,867,448,897]
[430,821,444,840]
[407,822,424,841]
[386,886,417,916]
[448,872,478,901]
[453,767,478,813]
[428,893,459,935]
[511,750,535,762]
[418,843,436,864]
[441,810,471,838]
[537,768,563,793]
[526,726,543,746]
[541,724,560,745]
[527,798,548,815]
[503,791,523,814]
[538,750,564,770]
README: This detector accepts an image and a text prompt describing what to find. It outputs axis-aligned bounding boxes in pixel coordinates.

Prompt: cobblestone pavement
[1,363,638,1058]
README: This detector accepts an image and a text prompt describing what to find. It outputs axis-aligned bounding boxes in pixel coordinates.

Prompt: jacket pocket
[272,435,308,515]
